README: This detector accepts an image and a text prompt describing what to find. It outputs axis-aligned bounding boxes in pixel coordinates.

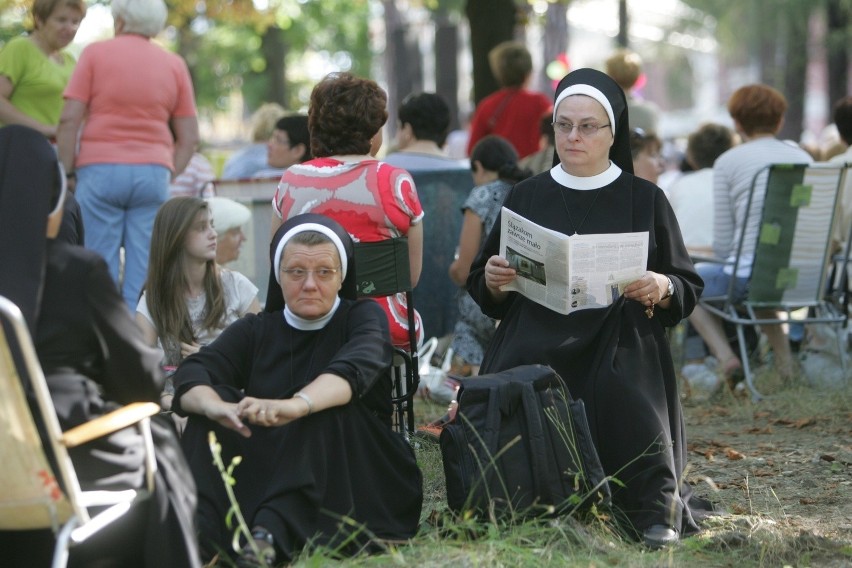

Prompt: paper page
[498,207,649,314]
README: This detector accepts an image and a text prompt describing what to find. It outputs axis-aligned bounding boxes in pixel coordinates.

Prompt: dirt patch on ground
[682,382,852,563]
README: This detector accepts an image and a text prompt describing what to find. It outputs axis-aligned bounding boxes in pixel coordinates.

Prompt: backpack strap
[507,380,554,504]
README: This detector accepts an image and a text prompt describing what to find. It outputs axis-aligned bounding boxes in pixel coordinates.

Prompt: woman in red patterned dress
[270,72,424,348]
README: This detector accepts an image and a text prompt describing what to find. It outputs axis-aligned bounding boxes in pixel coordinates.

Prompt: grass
[276,377,852,568]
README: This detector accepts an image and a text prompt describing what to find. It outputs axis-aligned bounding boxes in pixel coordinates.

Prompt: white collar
[283,297,341,330]
[549,162,622,190]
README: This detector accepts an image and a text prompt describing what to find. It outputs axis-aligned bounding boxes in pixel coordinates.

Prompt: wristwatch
[662,277,674,300]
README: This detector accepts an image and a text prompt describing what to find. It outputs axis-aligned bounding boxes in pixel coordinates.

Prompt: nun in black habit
[0,124,201,568]
[467,69,709,547]
[173,213,423,565]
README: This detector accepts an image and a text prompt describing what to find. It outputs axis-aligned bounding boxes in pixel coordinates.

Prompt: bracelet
[293,391,313,415]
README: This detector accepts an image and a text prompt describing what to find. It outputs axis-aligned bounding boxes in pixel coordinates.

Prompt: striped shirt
[712,137,812,276]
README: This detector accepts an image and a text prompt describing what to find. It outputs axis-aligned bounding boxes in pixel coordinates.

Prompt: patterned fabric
[451,179,511,365]
[169,152,215,198]
[273,157,424,347]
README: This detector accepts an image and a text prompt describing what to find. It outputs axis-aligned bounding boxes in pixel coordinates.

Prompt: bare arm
[407,221,424,287]
[0,75,56,137]
[448,210,483,286]
[135,311,160,348]
[56,98,87,175]
[238,372,352,427]
[171,115,199,180]
[243,297,262,315]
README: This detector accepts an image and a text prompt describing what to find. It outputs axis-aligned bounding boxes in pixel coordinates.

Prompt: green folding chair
[699,163,850,400]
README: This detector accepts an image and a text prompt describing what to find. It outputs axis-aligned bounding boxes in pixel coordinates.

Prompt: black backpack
[439,364,610,517]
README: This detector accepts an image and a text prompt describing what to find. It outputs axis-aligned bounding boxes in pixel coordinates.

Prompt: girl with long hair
[136,197,260,408]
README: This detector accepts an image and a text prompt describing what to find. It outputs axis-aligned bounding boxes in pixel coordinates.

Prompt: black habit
[468,169,708,537]
[173,298,423,562]
[0,124,199,568]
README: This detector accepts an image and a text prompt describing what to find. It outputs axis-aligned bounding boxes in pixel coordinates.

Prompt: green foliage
[0,1,27,45]
[208,431,271,568]
[182,24,261,111]
[170,0,373,114]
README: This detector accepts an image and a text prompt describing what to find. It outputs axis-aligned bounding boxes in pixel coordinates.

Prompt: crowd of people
[1,0,850,565]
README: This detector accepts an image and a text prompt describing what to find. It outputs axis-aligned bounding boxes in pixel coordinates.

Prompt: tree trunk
[778,6,810,141]
[617,0,629,48]
[176,25,200,94]
[542,1,568,98]
[757,0,782,87]
[826,0,849,110]
[260,26,287,106]
[434,8,461,132]
[465,0,517,105]
[383,0,423,141]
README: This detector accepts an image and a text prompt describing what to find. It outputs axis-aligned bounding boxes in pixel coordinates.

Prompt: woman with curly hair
[271,72,424,348]
[136,197,260,408]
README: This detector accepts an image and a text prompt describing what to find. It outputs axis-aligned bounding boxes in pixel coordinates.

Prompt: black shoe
[236,527,277,567]
[643,525,678,549]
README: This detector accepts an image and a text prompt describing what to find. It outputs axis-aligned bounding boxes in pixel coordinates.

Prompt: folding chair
[354,238,419,436]
[826,163,852,319]
[698,163,850,400]
[0,295,160,568]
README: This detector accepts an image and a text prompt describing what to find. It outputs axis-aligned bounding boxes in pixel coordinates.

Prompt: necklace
[559,187,603,235]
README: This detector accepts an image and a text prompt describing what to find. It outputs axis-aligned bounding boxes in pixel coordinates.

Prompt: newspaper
[499,207,649,314]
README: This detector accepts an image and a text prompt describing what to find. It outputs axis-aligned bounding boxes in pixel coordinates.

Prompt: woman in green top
[0,0,87,138]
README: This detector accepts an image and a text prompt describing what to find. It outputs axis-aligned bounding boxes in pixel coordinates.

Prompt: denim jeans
[76,163,170,309]
[695,262,749,301]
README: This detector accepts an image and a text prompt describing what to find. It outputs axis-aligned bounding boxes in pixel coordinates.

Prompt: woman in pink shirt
[57,0,199,309]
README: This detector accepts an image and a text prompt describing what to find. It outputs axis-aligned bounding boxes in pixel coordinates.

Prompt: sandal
[236,527,277,567]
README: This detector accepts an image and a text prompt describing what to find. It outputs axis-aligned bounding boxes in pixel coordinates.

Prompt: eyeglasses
[552,122,611,137]
[280,267,340,282]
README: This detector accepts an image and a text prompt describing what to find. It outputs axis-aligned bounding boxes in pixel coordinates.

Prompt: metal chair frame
[698,163,850,400]
[0,295,160,568]
[354,238,420,436]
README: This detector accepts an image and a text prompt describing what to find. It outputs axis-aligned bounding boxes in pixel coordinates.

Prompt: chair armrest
[61,402,160,449]
[689,253,729,265]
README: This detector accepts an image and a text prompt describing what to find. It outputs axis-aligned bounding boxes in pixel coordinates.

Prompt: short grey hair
[112,0,167,38]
